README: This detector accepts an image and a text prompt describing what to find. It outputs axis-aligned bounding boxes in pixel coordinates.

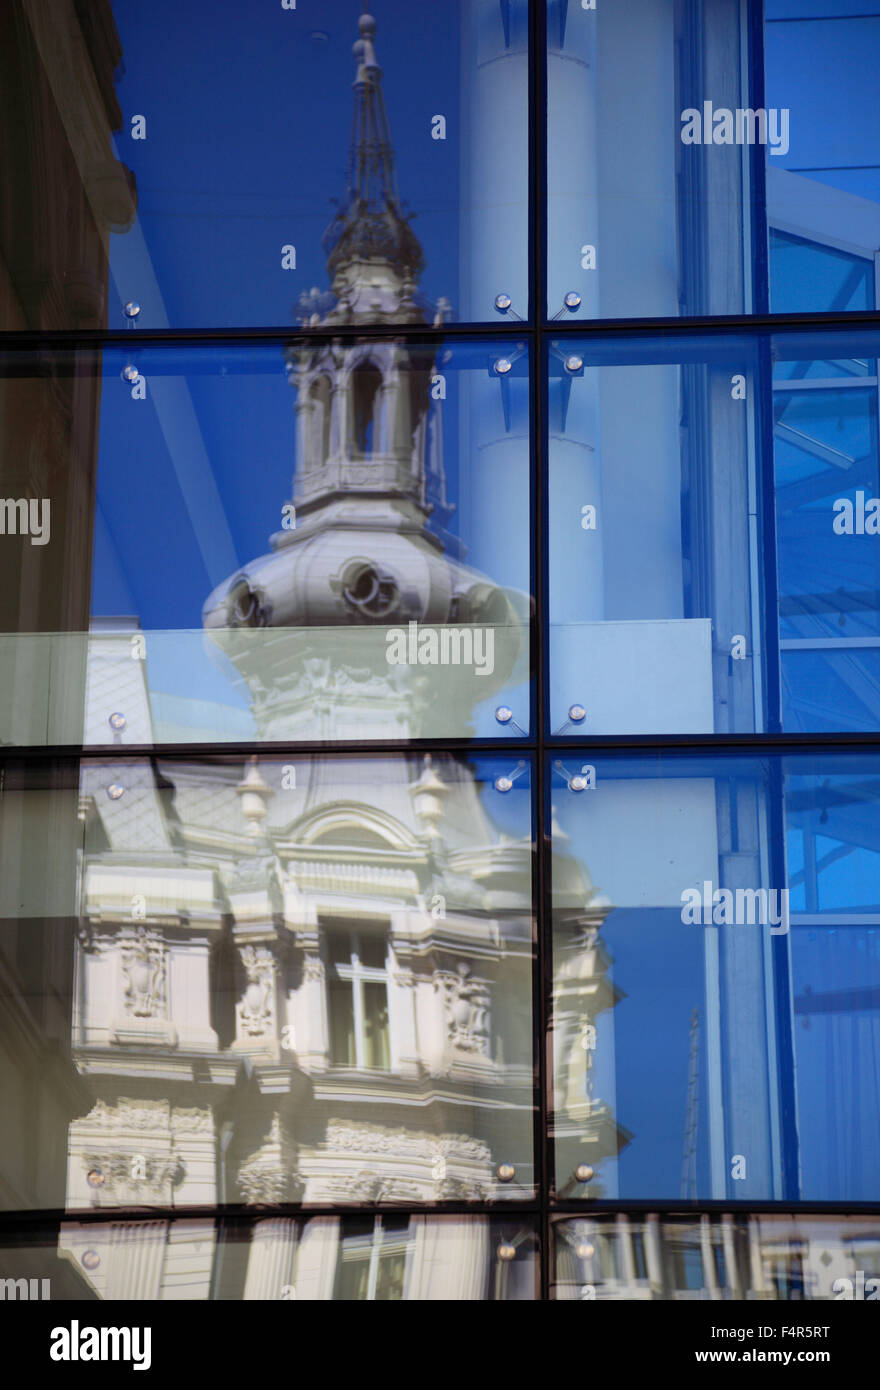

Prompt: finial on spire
[321,3,425,294]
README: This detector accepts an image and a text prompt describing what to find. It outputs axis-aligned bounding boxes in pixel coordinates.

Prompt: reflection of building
[554,1214,880,1302]
[62,748,533,1297]
[202,11,524,743]
[60,12,533,1300]
[551,808,630,1195]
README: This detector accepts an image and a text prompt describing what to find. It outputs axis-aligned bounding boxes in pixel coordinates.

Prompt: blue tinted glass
[770,232,875,315]
[547,0,761,319]
[782,650,880,734]
[551,750,880,1203]
[765,14,880,202]
[773,333,880,730]
[1,1,529,331]
[0,340,532,744]
[548,334,764,735]
[766,10,880,312]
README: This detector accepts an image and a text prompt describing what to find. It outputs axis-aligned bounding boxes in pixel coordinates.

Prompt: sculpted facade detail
[120,927,167,1019]
[435,962,492,1055]
[236,944,276,1038]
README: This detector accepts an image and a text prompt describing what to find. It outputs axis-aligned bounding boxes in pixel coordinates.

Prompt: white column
[645,1213,664,1295]
[721,1214,740,1296]
[749,1218,768,1297]
[700,1213,721,1299]
[292,1217,340,1300]
[617,1212,636,1288]
[408,1217,489,1299]
[104,1220,167,1300]
[243,1218,298,1301]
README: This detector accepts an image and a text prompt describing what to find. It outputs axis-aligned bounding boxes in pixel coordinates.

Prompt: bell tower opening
[309,375,332,465]
[351,361,382,457]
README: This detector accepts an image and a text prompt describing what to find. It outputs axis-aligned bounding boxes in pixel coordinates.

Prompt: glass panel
[547,333,763,735]
[357,934,388,970]
[770,233,874,315]
[548,327,880,735]
[329,982,357,1067]
[773,330,880,731]
[0,1214,538,1300]
[326,930,352,967]
[553,1214,880,1301]
[1,2,529,331]
[363,983,391,1071]
[550,750,880,1203]
[547,0,760,320]
[0,752,534,1214]
[765,11,880,204]
[0,339,532,743]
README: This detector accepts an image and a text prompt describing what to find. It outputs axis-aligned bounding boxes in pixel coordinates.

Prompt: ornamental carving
[120,927,167,1019]
[435,962,491,1055]
[81,1099,213,1136]
[236,1160,291,1206]
[82,1098,170,1133]
[237,944,275,1037]
[323,1173,421,1203]
[302,954,325,984]
[235,1115,302,1206]
[82,1150,184,1199]
[323,1123,491,1164]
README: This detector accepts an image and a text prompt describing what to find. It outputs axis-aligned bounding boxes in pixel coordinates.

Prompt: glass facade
[1,0,878,1307]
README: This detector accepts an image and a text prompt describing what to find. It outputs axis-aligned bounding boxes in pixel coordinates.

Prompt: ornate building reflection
[59,10,534,1300]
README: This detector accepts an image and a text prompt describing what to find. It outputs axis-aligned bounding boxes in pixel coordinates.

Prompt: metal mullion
[530,0,551,1304]
[2,310,880,356]
[11,731,880,771]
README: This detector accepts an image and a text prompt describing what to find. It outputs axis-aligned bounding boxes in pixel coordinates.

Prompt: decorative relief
[81,1099,213,1137]
[302,953,325,984]
[171,1107,214,1135]
[436,1177,492,1201]
[120,927,167,1019]
[82,1149,184,1200]
[323,1123,491,1165]
[434,963,491,1055]
[236,1159,292,1206]
[236,944,275,1038]
[235,1113,302,1206]
[82,1098,169,1133]
[324,1173,422,1202]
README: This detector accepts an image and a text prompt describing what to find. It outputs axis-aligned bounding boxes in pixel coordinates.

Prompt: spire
[322,10,425,290]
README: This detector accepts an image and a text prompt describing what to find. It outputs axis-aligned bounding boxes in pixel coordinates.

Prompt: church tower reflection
[62,10,545,1301]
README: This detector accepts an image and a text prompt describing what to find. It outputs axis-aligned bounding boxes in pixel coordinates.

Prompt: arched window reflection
[309,375,332,464]
[351,362,382,457]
